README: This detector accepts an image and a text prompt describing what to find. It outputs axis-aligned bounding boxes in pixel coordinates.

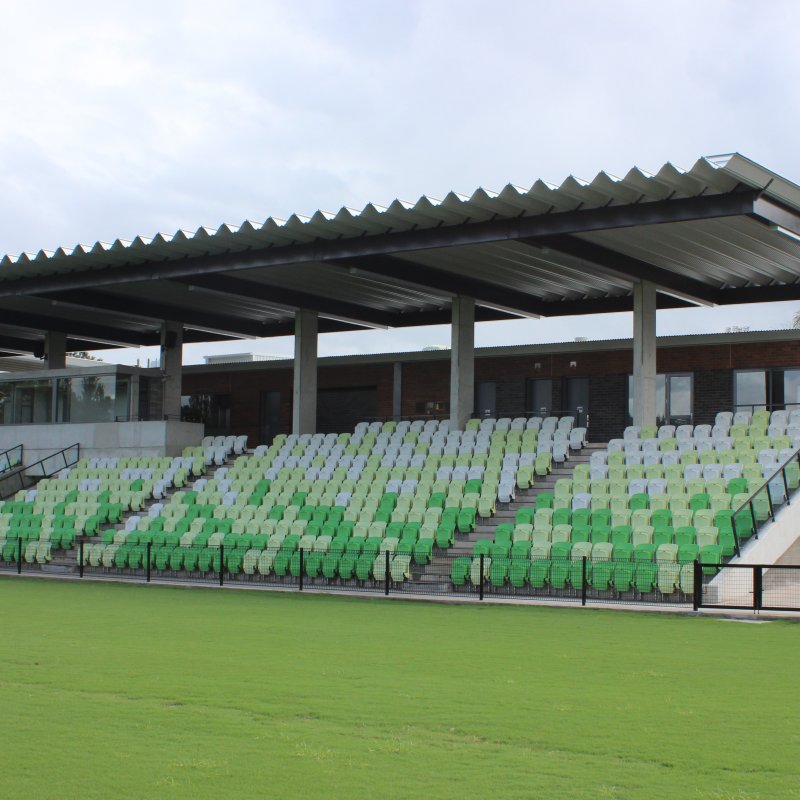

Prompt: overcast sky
[1,0,799,365]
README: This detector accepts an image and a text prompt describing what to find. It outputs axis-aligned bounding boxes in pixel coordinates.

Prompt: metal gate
[696,562,800,612]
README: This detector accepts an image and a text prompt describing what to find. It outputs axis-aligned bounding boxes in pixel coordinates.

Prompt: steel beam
[523,234,720,304]
[0,190,760,297]
[42,289,269,338]
[173,274,392,329]
[333,255,547,317]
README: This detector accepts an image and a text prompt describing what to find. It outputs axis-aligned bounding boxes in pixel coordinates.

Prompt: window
[181,393,231,434]
[414,400,449,415]
[56,375,130,423]
[627,373,693,425]
[734,368,800,411]
[734,370,767,411]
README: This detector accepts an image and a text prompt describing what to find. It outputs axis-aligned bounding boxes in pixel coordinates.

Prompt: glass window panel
[734,371,766,410]
[668,375,692,421]
[0,384,12,425]
[784,370,800,410]
[181,394,231,434]
[12,379,53,424]
[57,375,118,423]
[115,376,130,422]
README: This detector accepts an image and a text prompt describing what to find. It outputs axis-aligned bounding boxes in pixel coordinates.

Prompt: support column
[392,362,403,421]
[44,331,66,370]
[292,309,318,435]
[160,321,183,421]
[632,280,657,427]
[450,296,475,431]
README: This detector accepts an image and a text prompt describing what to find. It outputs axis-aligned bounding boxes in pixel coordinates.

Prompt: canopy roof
[0,152,799,353]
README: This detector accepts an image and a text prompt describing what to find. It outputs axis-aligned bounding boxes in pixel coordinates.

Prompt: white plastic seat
[623,426,641,440]
[715,411,733,429]
[628,478,648,495]
[733,411,752,425]
[722,463,743,480]
[693,424,712,439]
[683,464,702,481]
[569,428,586,450]
[572,493,591,510]
[702,464,723,480]
[658,425,676,440]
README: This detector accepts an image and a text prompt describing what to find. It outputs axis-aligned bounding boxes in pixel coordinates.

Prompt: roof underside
[1,152,799,353]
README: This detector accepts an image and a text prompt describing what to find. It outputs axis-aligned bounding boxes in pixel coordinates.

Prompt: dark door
[564,377,589,426]
[526,378,553,416]
[260,390,281,445]
[475,381,497,418]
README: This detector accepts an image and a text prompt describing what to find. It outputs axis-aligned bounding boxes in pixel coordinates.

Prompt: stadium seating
[457,409,800,597]
[70,416,586,586]
[0,453,203,567]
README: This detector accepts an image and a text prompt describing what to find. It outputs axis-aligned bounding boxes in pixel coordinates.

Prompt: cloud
[0,0,798,363]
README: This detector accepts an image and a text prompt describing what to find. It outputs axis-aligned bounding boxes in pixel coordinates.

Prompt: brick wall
[181,338,800,444]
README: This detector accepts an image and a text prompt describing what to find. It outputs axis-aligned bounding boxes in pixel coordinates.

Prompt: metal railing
[731,445,800,556]
[0,443,81,500]
[1,547,694,607]
[695,561,800,612]
[0,444,22,477]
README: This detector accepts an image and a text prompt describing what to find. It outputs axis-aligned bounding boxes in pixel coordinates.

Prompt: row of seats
[451,556,698,594]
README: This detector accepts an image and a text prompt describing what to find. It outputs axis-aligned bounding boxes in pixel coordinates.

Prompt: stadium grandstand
[1,152,800,611]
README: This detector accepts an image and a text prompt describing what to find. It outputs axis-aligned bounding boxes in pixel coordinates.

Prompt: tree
[793,309,800,329]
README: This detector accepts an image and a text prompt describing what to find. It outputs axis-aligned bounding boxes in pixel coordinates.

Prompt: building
[181,329,800,444]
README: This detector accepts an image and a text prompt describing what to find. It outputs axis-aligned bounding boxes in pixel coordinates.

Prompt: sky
[1,0,799,365]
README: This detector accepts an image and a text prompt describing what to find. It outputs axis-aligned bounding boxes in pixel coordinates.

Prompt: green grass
[0,580,798,800]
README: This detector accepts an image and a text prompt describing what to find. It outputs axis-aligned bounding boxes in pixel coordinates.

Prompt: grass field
[0,579,797,800]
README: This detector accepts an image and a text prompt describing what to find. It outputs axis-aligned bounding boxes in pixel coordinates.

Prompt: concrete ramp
[710,499,800,608]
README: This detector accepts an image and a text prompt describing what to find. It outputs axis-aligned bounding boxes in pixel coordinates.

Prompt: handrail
[0,443,81,500]
[731,444,800,557]
[0,444,22,476]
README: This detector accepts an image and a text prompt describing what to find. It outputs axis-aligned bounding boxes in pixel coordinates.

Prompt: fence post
[17,536,22,574]
[731,512,741,557]
[299,548,304,591]
[219,544,224,587]
[753,566,762,612]
[79,539,84,578]
[146,542,151,583]
[581,556,587,606]
[385,550,390,595]
[766,486,775,523]
[693,560,702,611]
[782,468,790,505]
[750,501,758,539]
[479,553,484,601]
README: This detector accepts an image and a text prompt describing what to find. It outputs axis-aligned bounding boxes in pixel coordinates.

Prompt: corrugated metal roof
[2,153,796,282]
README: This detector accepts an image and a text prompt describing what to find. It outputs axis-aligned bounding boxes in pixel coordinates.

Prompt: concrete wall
[0,421,203,464]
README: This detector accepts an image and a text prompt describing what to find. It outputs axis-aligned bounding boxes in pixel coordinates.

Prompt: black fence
[0,544,701,606]
[696,562,800,612]
[2,542,798,611]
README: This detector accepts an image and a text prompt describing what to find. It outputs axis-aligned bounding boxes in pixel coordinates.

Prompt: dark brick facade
[180,337,800,444]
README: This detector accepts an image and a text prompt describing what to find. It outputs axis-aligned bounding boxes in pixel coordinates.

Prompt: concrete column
[44,331,66,370]
[292,309,318,435]
[632,280,657,427]
[392,362,403,421]
[159,321,183,421]
[449,296,475,431]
